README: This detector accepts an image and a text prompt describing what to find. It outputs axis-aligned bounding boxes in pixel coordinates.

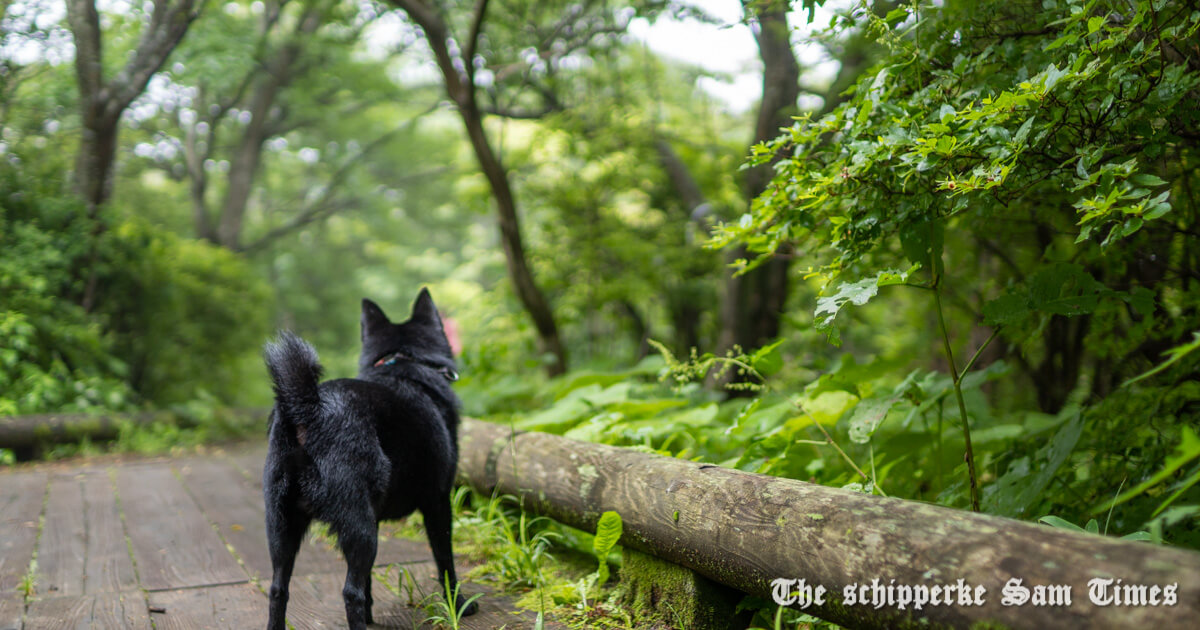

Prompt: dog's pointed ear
[411,288,442,328]
[361,298,390,339]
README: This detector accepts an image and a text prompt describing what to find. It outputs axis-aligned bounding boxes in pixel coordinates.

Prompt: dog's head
[358,288,457,379]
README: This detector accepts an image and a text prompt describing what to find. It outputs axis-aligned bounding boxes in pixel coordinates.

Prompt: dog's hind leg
[337,516,379,630]
[264,501,309,630]
[364,568,374,626]
[421,498,479,616]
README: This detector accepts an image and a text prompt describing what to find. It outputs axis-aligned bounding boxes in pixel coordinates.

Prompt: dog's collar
[372,351,459,382]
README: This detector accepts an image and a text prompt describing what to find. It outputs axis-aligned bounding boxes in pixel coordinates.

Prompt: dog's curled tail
[264,331,324,431]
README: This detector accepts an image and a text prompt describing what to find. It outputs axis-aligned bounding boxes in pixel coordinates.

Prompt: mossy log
[458,419,1200,630]
[622,547,749,630]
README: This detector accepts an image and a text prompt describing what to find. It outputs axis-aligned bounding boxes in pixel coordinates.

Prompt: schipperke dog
[262,289,478,630]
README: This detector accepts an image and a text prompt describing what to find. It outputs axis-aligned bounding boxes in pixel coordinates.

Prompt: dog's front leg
[422,498,479,616]
[339,520,379,629]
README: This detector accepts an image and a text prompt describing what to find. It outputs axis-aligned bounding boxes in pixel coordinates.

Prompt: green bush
[0,168,135,415]
[97,216,272,406]
[1,164,272,413]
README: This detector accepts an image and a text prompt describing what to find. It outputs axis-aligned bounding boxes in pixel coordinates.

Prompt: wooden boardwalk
[0,446,541,629]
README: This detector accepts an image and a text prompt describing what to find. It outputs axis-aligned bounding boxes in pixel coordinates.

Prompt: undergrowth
[378,487,699,629]
[457,338,1200,551]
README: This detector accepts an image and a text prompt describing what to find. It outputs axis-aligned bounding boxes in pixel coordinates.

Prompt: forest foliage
[1,0,1199,563]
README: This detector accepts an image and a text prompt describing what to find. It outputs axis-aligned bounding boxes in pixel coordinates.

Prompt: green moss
[620,548,747,630]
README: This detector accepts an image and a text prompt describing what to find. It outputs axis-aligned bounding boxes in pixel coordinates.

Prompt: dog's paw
[456,595,480,616]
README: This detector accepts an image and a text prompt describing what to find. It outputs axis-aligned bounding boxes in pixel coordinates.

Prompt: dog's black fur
[262,289,477,630]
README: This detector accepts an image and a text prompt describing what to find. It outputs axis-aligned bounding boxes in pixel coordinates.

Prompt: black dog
[262,289,478,630]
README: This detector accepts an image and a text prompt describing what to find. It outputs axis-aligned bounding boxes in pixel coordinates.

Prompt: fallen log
[0,408,266,453]
[457,419,1200,630]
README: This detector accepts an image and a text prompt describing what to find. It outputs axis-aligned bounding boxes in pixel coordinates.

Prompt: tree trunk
[1034,314,1090,413]
[653,137,717,355]
[618,300,652,360]
[66,0,199,308]
[717,252,791,352]
[460,98,568,376]
[216,5,320,250]
[458,419,1200,630]
[390,0,568,377]
[718,1,800,386]
[183,106,216,241]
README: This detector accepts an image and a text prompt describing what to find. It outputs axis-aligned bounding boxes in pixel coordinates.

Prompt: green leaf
[1013,115,1036,144]
[814,269,912,342]
[593,511,623,559]
[982,293,1029,326]
[1122,332,1200,387]
[938,103,957,124]
[987,411,1083,517]
[592,510,623,584]
[750,339,785,377]
[900,219,945,277]
[847,395,901,444]
[1091,427,1200,515]
[1044,32,1078,51]
[985,264,1114,327]
[856,99,874,125]
[1028,263,1104,314]
[1131,173,1167,186]
[1038,515,1085,532]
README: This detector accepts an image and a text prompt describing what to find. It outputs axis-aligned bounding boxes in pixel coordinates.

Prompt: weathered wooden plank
[81,471,136,595]
[23,595,90,630]
[0,592,22,630]
[221,450,436,568]
[0,471,47,593]
[459,418,1200,630]
[286,562,539,630]
[284,572,360,630]
[375,536,437,568]
[36,477,87,598]
[147,583,265,630]
[175,458,345,579]
[222,448,267,484]
[114,465,245,590]
[89,591,152,629]
[23,591,150,630]
[174,458,274,579]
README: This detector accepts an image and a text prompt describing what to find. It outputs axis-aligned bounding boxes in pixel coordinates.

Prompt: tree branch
[464,0,490,78]
[108,0,202,115]
[654,138,707,212]
[241,109,446,253]
[392,0,466,105]
[65,0,102,106]
[480,104,559,119]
